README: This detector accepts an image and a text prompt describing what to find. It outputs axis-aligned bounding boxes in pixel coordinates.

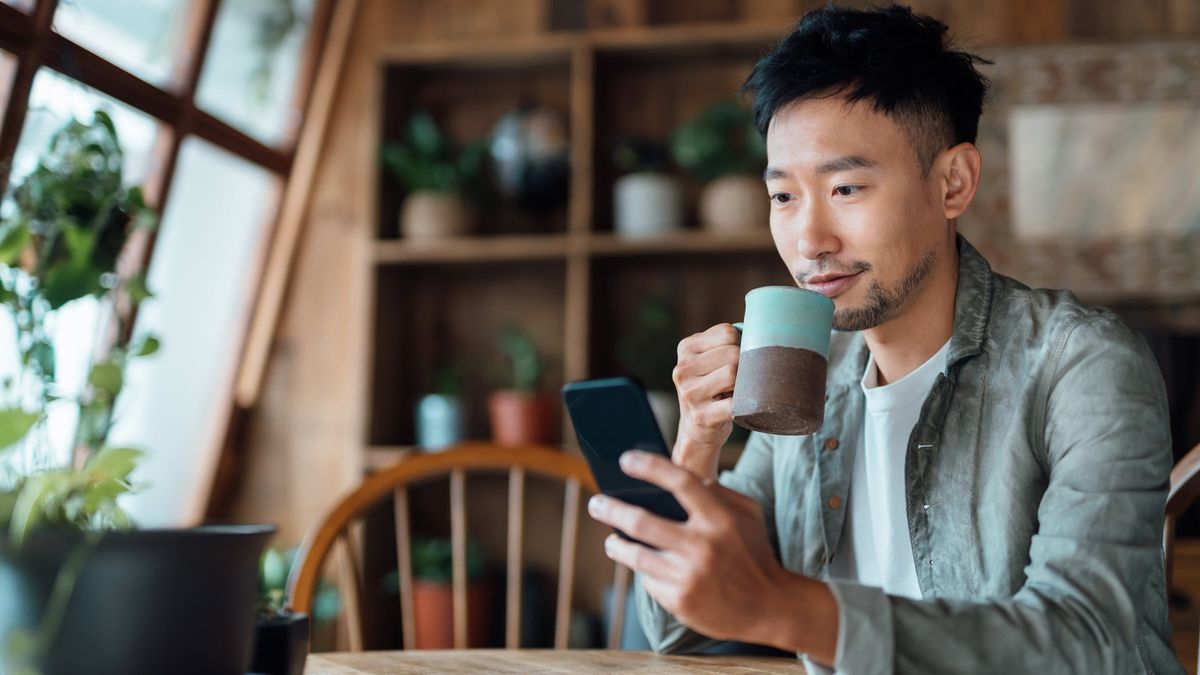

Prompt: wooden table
[304,650,805,673]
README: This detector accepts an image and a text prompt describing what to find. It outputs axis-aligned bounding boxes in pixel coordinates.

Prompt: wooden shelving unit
[366,22,793,453]
[356,19,793,649]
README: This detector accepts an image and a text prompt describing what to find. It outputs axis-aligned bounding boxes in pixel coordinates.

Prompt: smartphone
[562,377,688,546]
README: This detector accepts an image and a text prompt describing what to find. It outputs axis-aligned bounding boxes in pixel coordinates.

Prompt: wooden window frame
[0,0,334,261]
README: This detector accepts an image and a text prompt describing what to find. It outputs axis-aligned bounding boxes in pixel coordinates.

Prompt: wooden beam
[234,0,362,408]
[0,0,56,197]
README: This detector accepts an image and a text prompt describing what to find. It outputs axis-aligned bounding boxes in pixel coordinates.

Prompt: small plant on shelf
[670,99,768,235]
[487,324,552,446]
[611,137,683,239]
[381,111,488,241]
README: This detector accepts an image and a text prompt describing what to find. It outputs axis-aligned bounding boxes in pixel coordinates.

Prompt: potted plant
[382,537,490,649]
[251,546,310,675]
[616,296,681,444]
[671,100,768,235]
[382,111,487,241]
[487,325,552,446]
[415,363,466,452]
[0,110,273,675]
[611,137,683,239]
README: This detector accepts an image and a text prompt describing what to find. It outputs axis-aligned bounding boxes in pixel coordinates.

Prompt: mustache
[795,260,872,284]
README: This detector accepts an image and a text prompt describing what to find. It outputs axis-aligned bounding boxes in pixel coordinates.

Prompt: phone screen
[562,377,688,536]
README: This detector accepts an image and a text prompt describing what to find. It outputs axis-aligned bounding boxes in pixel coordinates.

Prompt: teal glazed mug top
[731,286,835,435]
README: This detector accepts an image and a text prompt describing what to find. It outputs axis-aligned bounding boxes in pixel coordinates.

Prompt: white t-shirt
[826,338,952,598]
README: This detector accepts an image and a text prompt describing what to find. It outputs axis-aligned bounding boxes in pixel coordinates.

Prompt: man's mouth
[802,270,865,298]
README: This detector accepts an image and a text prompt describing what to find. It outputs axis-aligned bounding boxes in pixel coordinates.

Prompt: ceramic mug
[731,286,834,435]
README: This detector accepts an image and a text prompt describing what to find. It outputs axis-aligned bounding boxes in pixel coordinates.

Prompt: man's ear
[941,142,981,220]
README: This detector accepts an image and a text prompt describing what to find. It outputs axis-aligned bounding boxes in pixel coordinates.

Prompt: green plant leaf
[0,408,40,452]
[0,223,30,266]
[9,472,67,546]
[88,360,124,401]
[131,333,160,357]
[84,446,142,481]
[127,272,154,305]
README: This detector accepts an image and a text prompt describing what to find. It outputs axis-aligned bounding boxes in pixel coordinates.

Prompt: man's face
[764,96,952,331]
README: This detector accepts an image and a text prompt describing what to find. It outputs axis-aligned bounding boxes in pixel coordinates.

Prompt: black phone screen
[562,377,688,538]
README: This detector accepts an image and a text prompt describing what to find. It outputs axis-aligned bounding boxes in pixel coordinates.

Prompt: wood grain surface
[304,650,805,674]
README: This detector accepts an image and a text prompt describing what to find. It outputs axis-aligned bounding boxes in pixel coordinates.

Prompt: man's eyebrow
[763,156,877,182]
[816,155,877,174]
[763,166,788,181]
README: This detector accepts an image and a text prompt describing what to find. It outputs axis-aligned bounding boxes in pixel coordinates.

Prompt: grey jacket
[637,236,1181,674]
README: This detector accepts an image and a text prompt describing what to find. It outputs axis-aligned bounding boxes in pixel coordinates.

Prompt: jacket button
[828,496,843,509]
[824,438,839,451]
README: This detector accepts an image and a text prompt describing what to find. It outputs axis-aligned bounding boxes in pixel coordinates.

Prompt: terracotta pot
[699,175,769,235]
[487,390,553,446]
[400,191,473,240]
[412,581,491,649]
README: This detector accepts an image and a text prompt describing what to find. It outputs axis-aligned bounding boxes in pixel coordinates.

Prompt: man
[585,4,1180,673]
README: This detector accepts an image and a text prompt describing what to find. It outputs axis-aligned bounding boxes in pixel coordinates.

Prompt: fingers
[602,534,677,581]
[588,493,685,550]
[617,450,715,517]
[677,323,741,359]
[674,345,739,397]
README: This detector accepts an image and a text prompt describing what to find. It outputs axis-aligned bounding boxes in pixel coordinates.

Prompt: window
[0,0,329,523]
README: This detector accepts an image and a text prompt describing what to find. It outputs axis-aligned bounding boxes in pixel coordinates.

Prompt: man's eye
[834,185,863,197]
[770,192,792,204]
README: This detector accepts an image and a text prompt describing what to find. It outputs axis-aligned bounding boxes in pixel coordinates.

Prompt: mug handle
[732,322,744,332]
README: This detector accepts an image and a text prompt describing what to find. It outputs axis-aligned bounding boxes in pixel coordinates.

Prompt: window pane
[195,0,315,146]
[52,0,190,87]
[0,72,161,474]
[111,138,279,525]
[6,68,160,195]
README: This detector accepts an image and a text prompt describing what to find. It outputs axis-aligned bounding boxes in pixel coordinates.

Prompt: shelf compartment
[379,56,574,240]
[369,260,568,448]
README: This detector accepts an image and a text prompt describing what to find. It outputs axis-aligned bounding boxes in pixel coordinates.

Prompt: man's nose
[792,200,840,262]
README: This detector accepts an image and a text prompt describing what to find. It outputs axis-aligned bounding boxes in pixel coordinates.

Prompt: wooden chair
[286,443,632,651]
[1165,441,1200,673]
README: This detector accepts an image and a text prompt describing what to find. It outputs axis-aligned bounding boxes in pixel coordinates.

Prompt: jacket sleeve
[636,430,779,653]
[831,315,1176,675]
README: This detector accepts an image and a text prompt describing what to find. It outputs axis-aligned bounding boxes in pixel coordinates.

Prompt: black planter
[251,612,309,675]
[0,524,274,675]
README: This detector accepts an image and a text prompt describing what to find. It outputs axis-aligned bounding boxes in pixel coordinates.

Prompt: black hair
[742,3,991,175]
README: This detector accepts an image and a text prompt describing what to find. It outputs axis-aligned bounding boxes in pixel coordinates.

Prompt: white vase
[416,394,465,451]
[645,390,680,446]
[699,175,769,235]
[400,191,473,240]
[614,173,683,239]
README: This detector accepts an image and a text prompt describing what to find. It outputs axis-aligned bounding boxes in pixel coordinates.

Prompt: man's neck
[863,248,959,387]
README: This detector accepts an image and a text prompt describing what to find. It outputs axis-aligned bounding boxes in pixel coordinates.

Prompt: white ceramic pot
[416,394,465,451]
[400,191,473,240]
[699,175,769,235]
[614,173,683,239]
[645,390,680,446]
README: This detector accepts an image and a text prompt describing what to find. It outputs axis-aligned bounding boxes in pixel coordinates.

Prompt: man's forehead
[765,98,908,171]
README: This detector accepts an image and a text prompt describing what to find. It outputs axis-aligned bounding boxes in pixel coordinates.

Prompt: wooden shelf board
[589,22,784,53]
[587,231,776,257]
[376,22,784,66]
[374,234,570,265]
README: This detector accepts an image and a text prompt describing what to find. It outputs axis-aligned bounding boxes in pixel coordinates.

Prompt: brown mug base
[733,403,823,436]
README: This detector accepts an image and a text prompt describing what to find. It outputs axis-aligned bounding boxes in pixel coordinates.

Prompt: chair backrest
[1165,441,1200,673]
[287,443,631,651]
